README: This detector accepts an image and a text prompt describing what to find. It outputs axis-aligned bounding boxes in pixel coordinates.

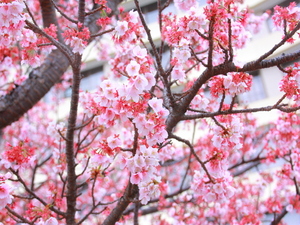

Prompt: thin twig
[10,168,65,216]
[181,103,297,121]
[169,133,215,183]
[90,27,115,38]
[50,0,78,24]
[24,1,38,26]
[6,206,33,224]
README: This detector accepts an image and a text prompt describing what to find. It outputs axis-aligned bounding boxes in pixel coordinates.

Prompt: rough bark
[0,50,69,129]
[102,183,138,225]
[0,0,122,129]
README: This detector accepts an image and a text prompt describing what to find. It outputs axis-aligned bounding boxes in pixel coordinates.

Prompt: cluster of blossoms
[190,92,211,112]
[1,0,300,224]
[62,23,90,54]
[0,45,21,94]
[0,0,25,46]
[0,0,59,68]
[279,62,300,102]
[80,87,168,205]
[204,0,267,49]
[265,113,300,164]
[192,169,235,203]
[173,0,197,11]
[21,24,58,67]
[1,138,36,170]
[113,10,145,43]
[163,0,269,77]
[171,40,192,81]
[162,7,206,46]
[211,115,244,151]
[233,114,258,162]
[209,72,252,97]
[133,98,169,146]
[0,1,26,92]
[0,173,13,210]
[127,145,161,204]
[272,2,300,35]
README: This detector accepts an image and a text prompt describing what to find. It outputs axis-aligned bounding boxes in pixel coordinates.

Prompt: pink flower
[148,98,164,114]
[0,183,12,210]
[126,85,140,102]
[126,60,140,76]
[115,20,128,36]
[204,192,216,202]
[213,183,224,194]
[130,172,143,184]
[134,155,146,169]
[171,65,185,81]
[8,1,24,16]
[128,10,139,24]
[174,0,197,11]
[132,46,147,59]
[70,37,85,54]
[173,48,191,62]
[144,72,156,90]
[107,135,121,149]
[45,217,58,225]
[0,183,10,199]
[133,75,148,90]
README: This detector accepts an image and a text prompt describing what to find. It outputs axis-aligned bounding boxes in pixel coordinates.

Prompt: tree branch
[0,0,121,129]
[102,182,139,225]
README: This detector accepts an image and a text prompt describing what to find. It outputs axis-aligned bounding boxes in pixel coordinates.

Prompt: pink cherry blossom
[115,20,128,36]
[0,183,12,210]
[126,60,140,76]
[171,65,185,81]
[44,217,58,225]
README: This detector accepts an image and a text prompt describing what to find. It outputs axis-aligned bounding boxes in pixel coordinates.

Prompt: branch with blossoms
[0,0,122,129]
[2,0,300,225]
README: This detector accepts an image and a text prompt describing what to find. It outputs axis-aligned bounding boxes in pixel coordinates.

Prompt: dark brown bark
[0,0,121,129]
[0,50,69,129]
[165,50,300,133]
[65,56,82,225]
[39,0,59,28]
[102,183,138,225]
[165,21,300,133]
[271,209,288,225]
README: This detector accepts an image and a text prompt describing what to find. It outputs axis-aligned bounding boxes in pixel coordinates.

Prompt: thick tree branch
[0,0,121,129]
[64,1,87,223]
[102,182,138,225]
[271,208,288,225]
[164,21,300,133]
[165,49,300,133]
[65,54,81,225]
[123,186,190,216]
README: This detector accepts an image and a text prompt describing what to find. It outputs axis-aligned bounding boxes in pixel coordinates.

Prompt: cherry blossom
[126,60,141,76]
[0,173,13,210]
[209,72,252,97]
[174,0,197,11]
[115,20,128,36]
